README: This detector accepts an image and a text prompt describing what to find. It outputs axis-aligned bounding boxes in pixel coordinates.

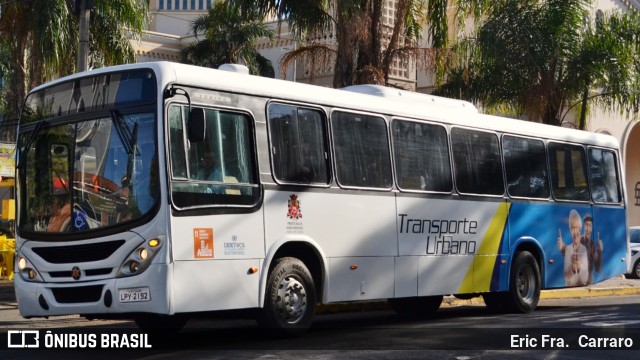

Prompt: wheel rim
[516,265,535,304]
[275,275,307,324]
[635,262,640,278]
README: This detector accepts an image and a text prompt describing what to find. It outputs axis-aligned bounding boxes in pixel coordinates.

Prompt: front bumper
[14,263,172,318]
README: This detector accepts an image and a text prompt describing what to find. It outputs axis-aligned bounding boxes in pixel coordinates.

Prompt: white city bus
[14,62,628,334]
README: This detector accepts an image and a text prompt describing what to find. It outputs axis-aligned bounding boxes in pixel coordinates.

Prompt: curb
[540,286,640,299]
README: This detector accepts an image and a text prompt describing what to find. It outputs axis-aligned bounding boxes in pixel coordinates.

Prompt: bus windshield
[17,70,158,235]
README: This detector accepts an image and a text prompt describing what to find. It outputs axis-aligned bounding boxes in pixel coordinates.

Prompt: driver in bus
[200,150,223,194]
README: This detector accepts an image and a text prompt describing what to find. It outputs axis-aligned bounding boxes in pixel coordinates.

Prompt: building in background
[137,0,640,225]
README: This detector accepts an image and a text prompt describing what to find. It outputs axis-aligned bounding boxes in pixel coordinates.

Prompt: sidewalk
[442,275,640,307]
[1,276,639,311]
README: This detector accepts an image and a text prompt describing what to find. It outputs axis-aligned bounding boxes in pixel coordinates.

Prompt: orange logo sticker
[194,228,214,258]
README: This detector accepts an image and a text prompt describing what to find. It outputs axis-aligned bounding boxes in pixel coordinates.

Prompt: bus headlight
[18,256,27,270]
[116,238,162,278]
[16,254,43,282]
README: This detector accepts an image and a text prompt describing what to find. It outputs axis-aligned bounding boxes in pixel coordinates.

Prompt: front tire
[258,257,316,336]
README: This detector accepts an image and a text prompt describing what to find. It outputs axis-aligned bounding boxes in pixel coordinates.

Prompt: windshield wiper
[17,121,45,170]
[124,122,139,189]
[110,109,134,155]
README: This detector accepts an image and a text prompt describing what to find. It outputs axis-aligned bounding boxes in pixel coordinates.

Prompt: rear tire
[258,257,316,336]
[389,295,443,318]
[503,251,540,313]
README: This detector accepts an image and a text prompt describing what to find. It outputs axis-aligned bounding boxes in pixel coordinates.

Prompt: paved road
[1,295,639,359]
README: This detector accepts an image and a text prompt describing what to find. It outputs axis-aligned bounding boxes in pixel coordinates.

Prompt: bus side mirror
[188,108,206,142]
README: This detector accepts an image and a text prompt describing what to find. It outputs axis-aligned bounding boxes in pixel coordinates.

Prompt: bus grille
[49,268,113,278]
[32,240,126,264]
[51,285,104,303]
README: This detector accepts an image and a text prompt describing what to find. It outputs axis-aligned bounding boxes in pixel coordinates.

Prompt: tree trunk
[6,40,28,141]
[578,83,590,130]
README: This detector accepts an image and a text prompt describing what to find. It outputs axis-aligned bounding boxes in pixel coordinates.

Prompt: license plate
[118,287,151,303]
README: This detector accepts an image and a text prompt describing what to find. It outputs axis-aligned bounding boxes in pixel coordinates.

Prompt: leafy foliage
[436,0,640,128]
[0,0,149,141]
[182,1,275,76]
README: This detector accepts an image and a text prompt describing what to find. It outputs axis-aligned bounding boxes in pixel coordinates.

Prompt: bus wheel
[259,257,316,336]
[504,251,540,313]
[629,258,640,279]
[389,295,443,318]
[134,314,188,335]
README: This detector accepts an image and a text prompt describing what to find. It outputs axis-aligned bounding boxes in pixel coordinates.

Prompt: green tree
[435,0,640,128]
[0,0,149,141]
[235,0,491,88]
[423,0,493,85]
[237,0,428,87]
[182,1,275,77]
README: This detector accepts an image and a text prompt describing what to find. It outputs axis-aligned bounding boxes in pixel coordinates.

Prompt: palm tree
[0,0,148,141]
[423,0,495,86]
[236,0,426,88]
[435,0,640,128]
[234,0,492,88]
[181,1,275,77]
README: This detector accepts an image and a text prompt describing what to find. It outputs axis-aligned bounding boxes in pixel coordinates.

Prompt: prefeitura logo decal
[287,194,302,220]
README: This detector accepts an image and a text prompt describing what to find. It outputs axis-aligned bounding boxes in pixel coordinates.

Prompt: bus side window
[589,148,621,203]
[168,105,187,179]
[503,135,549,198]
[451,128,504,195]
[267,103,329,185]
[548,142,589,201]
[392,119,452,192]
[331,111,392,189]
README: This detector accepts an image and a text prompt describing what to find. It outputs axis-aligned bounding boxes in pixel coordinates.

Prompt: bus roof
[340,84,478,114]
[29,61,619,149]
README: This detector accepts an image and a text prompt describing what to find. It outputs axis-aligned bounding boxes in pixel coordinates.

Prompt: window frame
[330,108,393,191]
[501,134,551,200]
[166,101,261,211]
[390,117,453,194]
[266,101,332,188]
[547,141,590,203]
[587,146,622,205]
[450,126,505,197]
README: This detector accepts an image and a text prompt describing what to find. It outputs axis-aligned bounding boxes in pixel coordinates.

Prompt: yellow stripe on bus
[457,202,510,294]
